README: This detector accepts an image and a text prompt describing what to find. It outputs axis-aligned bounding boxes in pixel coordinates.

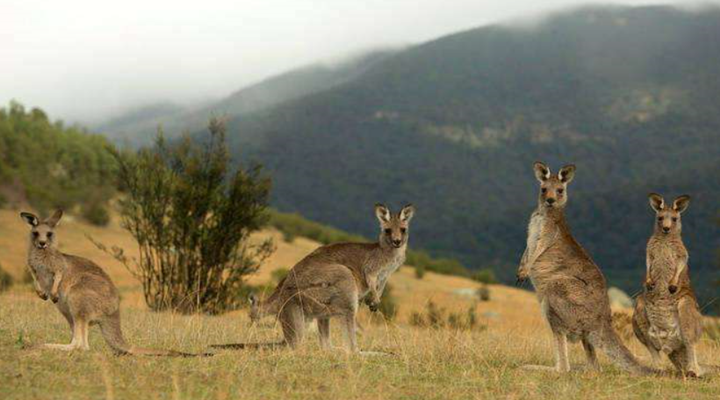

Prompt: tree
[104,118,273,314]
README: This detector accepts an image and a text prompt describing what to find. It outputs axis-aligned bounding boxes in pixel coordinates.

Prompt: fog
[0,0,703,124]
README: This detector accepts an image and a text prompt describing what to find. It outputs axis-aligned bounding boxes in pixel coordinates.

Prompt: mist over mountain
[213,5,720,301]
[97,50,397,145]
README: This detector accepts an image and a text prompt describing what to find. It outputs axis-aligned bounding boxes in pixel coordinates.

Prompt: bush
[472,268,497,284]
[477,285,491,302]
[0,264,13,292]
[377,283,398,321]
[410,301,483,331]
[415,264,426,279]
[102,118,274,314]
[82,203,110,226]
[271,268,289,284]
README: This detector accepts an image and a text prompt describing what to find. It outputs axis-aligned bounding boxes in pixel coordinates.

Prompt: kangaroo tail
[99,311,210,357]
[209,341,287,350]
[588,322,658,375]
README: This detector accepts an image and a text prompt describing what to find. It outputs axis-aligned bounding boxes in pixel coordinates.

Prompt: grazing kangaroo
[632,193,703,377]
[229,203,414,352]
[21,210,198,356]
[516,162,653,374]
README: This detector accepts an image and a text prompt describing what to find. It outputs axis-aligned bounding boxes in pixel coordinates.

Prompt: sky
[0,0,707,124]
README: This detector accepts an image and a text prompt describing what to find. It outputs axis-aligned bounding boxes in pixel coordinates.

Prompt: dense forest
[183,6,719,303]
[0,102,117,224]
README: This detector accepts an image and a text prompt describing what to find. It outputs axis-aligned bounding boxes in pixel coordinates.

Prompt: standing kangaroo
[516,162,653,374]
[632,193,703,377]
[231,203,414,352]
[21,210,197,356]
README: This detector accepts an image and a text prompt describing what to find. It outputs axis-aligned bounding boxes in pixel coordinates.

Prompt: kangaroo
[222,203,414,352]
[21,210,200,356]
[632,193,703,377]
[516,162,653,374]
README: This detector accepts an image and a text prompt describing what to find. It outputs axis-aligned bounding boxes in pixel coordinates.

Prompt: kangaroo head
[533,162,575,209]
[648,193,689,235]
[20,209,63,250]
[375,203,415,249]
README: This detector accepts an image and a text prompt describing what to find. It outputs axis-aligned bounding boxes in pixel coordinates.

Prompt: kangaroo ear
[648,193,665,212]
[533,161,551,182]
[45,209,63,228]
[558,164,576,184]
[672,195,691,214]
[20,212,39,227]
[375,203,391,223]
[399,204,415,222]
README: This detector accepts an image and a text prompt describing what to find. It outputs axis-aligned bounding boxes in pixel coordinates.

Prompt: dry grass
[2,209,720,399]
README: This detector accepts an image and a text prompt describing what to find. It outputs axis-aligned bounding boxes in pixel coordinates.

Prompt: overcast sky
[1,0,707,123]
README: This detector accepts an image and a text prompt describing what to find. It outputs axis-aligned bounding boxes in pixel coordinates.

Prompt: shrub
[82,202,110,226]
[410,301,484,331]
[415,264,426,279]
[472,268,497,284]
[271,268,289,284]
[477,285,491,302]
[0,264,13,292]
[377,283,398,321]
[102,118,274,314]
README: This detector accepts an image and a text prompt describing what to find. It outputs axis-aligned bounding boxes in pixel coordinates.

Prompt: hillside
[97,50,396,146]
[206,5,720,302]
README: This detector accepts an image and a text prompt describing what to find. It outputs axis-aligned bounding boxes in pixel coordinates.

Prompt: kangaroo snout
[545,198,556,205]
[392,239,402,247]
[662,227,670,234]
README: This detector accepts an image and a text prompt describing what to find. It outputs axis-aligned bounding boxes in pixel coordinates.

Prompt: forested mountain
[97,50,396,145]
[213,5,720,302]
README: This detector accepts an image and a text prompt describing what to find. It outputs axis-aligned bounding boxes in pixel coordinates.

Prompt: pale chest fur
[364,247,405,295]
[526,212,546,256]
[647,239,687,284]
[28,247,64,292]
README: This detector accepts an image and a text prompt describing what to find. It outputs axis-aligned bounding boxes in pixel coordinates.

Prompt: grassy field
[2,209,720,399]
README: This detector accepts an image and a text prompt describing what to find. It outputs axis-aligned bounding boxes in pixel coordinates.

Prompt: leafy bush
[0,264,13,292]
[410,301,483,331]
[415,264,426,279]
[476,285,491,302]
[102,118,274,314]
[271,268,289,284]
[82,202,110,226]
[472,268,497,284]
[377,283,398,321]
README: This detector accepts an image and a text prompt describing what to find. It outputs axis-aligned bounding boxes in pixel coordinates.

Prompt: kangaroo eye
[47,232,53,238]
[557,189,564,194]
[384,228,392,235]
[400,228,407,234]
[541,188,547,193]
[32,232,39,238]
[672,217,678,222]
[658,217,664,221]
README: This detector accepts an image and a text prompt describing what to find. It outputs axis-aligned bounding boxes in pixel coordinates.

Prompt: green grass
[3,287,720,399]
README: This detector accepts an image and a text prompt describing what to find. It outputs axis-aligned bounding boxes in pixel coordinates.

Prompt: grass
[3,209,720,398]
[3,289,720,400]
